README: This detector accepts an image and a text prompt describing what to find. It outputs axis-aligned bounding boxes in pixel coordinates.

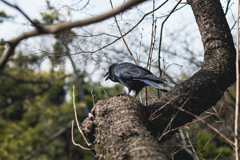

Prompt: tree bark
[82,0,236,159]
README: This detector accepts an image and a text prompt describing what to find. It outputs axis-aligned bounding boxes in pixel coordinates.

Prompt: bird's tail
[139,79,168,92]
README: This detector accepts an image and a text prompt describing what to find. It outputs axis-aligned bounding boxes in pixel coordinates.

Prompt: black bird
[104,62,167,97]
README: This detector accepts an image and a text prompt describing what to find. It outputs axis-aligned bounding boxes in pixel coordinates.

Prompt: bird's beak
[104,72,109,81]
[105,76,109,81]
[104,72,108,77]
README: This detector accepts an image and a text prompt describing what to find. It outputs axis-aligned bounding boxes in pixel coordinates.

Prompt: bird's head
[104,63,118,82]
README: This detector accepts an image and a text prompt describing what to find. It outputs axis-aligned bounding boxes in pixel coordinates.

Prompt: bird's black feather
[104,62,167,97]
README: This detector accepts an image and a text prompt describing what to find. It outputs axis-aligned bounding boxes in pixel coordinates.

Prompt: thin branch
[0,0,148,71]
[178,129,199,160]
[177,107,235,146]
[52,0,169,58]
[211,104,231,137]
[158,0,182,76]
[225,0,231,15]
[91,89,96,106]
[168,115,212,133]
[28,121,73,159]
[71,120,91,150]
[138,29,143,64]
[185,130,199,160]
[55,1,170,58]
[0,0,42,30]
[72,86,92,148]
[145,87,148,106]
[144,0,156,105]
[110,0,137,64]
[235,0,240,158]
[146,0,156,69]
[0,41,10,46]
[46,121,72,145]
[158,98,189,141]
[98,81,110,98]
[214,142,228,160]
[149,96,178,121]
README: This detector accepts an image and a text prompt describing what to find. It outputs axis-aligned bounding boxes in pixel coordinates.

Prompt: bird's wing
[139,79,168,92]
[114,62,166,83]
[114,62,151,78]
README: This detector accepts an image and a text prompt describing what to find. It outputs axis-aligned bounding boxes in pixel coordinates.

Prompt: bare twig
[53,0,169,58]
[158,98,189,141]
[29,121,73,158]
[0,41,10,46]
[225,0,231,15]
[71,121,91,150]
[235,0,240,158]
[138,29,143,64]
[177,107,235,146]
[178,129,199,160]
[146,0,156,69]
[145,87,148,106]
[157,1,182,99]
[98,81,110,98]
[149,96,178,121]
[46,121,72,145]
[168,115,212,133]
[185,130,199,160]
[0,0,42,30]
[72,86,92,148]
[110,0,137,64]
[165,63,183,73]
[158,0,182,76]
[175,0,190,4]
[91,89,96,106]
[214,141,228,160]
[211,104,231,137]
[144,0,156,105]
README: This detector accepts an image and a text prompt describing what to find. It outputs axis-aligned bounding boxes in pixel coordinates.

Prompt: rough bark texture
[83,94,167,159]
[81,0,236,159]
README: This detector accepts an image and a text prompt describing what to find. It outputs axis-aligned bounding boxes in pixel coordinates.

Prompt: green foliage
[0,5,124,158]
[196,131,234,159]
[0,10,14,23]
[0,51,123,159]
[39,0,72,25]
[0,41,6,56]
[0,66,94,159]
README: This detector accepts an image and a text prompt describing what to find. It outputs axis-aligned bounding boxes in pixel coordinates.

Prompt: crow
[104,62,167,97]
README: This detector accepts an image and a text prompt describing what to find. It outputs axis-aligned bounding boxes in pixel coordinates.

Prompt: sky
[0,0,124,40]
[0,0,237,41]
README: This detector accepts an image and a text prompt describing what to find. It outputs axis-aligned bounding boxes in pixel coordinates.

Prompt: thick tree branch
[82,94,167,159]
[146,0,236,140]
[81,0,236,159]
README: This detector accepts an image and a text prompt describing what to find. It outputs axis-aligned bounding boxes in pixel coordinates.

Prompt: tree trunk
[82,0,236,159]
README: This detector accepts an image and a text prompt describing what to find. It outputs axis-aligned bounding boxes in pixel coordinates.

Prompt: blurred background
[0,0,238,159]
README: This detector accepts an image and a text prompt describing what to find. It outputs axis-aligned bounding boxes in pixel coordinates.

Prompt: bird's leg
[134,94,137,99]
[134,90,140,98]
[127,89,131,95]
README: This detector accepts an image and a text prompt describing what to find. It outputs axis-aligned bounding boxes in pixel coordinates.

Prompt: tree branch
[0,0,42,30]
[0,0,148,71]
[81,0,236,158]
